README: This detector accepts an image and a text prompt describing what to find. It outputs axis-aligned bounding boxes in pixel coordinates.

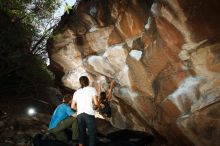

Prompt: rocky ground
[0,112,50,146]
[0,110,166,146]
[0,96,165,146]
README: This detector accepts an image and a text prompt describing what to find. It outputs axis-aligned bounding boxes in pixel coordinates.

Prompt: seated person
[98,80,115,118]
[48,94,78,144]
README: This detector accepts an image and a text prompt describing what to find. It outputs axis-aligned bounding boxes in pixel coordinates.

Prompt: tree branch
[31,24,56,54]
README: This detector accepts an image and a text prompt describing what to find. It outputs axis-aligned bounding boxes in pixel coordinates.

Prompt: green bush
[0,0,60,99]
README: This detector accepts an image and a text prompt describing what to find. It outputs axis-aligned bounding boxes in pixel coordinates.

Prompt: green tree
[0,0,61,99]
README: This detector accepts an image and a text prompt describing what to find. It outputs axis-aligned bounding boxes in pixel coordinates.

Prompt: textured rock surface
[47,0,220,145]
[0,113,155,146]
[0,113,50,146]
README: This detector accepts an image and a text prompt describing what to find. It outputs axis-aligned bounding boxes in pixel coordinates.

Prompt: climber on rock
[98,80,115,118]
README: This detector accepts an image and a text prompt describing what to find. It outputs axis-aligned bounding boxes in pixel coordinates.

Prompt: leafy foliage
[0,0,60,55]
[0,54,54,97]
[0,0,61,99]
[64,2,72,14]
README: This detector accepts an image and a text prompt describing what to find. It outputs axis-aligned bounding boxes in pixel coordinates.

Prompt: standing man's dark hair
[79,76,89,88]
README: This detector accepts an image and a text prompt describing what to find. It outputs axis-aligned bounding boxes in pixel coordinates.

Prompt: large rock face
[47,0,220,145]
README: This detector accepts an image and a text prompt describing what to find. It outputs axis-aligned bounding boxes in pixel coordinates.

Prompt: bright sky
[54,0,76,17]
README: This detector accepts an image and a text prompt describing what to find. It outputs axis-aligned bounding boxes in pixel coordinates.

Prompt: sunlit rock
[86,26,114,53]
[145,17,153,30]
[62,67,88,89]
[47,0,220,145]
[103,44,128,73]
[178,102,220,146]
[85,55,115,77]
[129,50,142,61]
[189,44,220,112]
[114,86,139,105]
[182,40,207,51]
[168,76,206,114]
[179,50,190,61]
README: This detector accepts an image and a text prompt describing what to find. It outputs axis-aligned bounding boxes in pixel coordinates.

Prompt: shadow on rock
[97,129,154,146]
[33,134,69,146]
[32,130,154,146]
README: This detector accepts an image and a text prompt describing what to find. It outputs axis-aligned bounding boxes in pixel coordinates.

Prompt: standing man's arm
[93,95,101,109]
[71,91,78,111]
[66,106,77,118]
[71,100,77,111]
[71,113,77,118]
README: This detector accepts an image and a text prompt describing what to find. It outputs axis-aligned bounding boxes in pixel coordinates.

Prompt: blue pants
[77,113,96,146]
